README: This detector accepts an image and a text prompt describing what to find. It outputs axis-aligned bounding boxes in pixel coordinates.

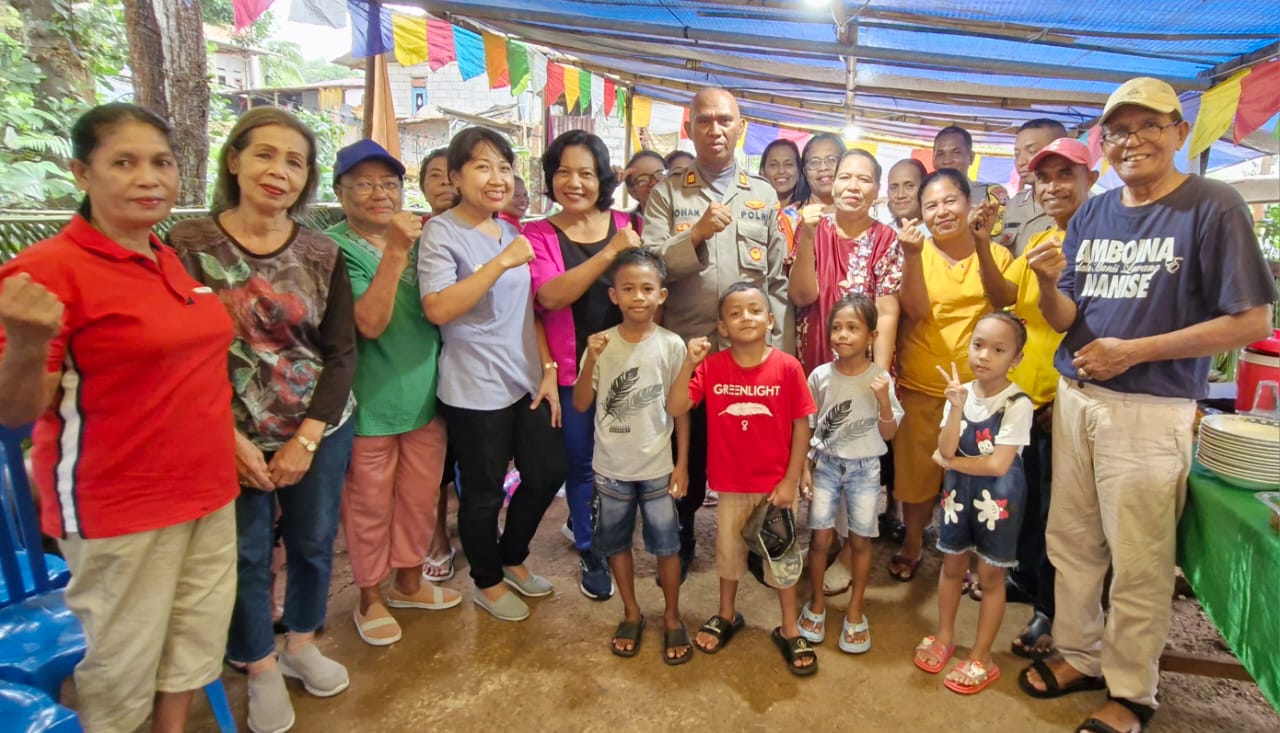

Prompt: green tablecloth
[1177,462,1280,711]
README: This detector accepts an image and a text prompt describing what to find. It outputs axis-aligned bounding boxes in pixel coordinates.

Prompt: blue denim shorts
[809,453,881,537]
[936,461,1026,567]
[592,474,681,557]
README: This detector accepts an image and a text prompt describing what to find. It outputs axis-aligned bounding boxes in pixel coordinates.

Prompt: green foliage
[203,0,275,48]
[1257,204,1280,262]
[263,40,307,87]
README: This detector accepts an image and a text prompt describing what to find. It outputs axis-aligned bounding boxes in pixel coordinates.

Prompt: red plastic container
[1236,328,1280,413]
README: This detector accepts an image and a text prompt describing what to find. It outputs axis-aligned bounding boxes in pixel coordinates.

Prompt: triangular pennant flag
[615,86,625,120]
[579,70,593,115]
[564,67,580,111]
[290,0,345,28]
[603,78,616,117]
[482,31,509,89]
[590,73,604,117]
[454,26,485,81]
[391,13,427,67]
[426,18,455,71]
[528,49,547,94]
[347,0,393,58]
[507,40,530,95]
[1189,69,1247,158]
[545,62,565,105]
[233,0,273,32]
[1235,60,1280,143]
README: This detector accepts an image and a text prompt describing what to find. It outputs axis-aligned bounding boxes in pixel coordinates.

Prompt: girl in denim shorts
[798,294,903,654]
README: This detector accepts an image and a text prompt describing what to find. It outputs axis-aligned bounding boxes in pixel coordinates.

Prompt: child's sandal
[797,602,826,644]
[695,612,744,654]
[771,627,818,677]
[663,622,692,666]
[913,634,956,674]
[838,614,871,654]
[944,659,1001,695]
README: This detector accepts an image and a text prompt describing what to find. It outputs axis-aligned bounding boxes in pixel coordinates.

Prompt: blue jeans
[592,474,680,557]
[227,420,354,664]
[561,385,595,552]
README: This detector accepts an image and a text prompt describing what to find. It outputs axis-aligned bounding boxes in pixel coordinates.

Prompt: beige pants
[1046,378,1194,708]
[59,502,237,733]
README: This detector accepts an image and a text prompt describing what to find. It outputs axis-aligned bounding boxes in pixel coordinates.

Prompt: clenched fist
[585,331,610,361]
[605,225,641,258]
[799,203,825,229]
[1026,237,1066,284]
[496,235,535,270]
[0,273,64,349]
[386,211,424,254]
[691,202,732,244]
[685,336,712,365]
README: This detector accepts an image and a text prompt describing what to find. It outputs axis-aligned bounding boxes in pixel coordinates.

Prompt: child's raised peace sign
[935,361,966,408]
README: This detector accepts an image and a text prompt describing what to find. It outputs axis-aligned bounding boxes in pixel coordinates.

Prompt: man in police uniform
[641,87,791,575]
[1002,118,1068,255]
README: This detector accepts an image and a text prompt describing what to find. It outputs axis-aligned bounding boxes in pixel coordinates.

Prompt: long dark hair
[794,132,846,205]
[212,107,319,217]
[70,103,173,218]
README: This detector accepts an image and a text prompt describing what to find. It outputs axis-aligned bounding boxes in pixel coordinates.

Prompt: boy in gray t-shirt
[572,250,691,665]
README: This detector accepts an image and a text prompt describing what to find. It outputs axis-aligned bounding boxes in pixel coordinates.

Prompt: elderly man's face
[686,90,743,170]
[336,159,403,230]
[1102,106,1188,189]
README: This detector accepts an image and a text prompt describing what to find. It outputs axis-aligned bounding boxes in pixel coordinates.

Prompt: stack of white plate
[1197,414,1280,490]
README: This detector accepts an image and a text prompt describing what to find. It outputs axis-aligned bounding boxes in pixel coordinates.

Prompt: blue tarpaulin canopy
[409,1,1279,169]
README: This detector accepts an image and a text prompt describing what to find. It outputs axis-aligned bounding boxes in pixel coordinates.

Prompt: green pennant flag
[579,69,592,114]
[616,87,626,119]
[507,39,530,95]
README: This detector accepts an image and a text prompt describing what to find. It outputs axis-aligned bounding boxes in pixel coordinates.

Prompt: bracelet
[878,414,896,422]
[543,361,558,370]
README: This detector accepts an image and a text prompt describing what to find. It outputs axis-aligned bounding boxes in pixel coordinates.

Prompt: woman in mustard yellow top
[891,168,1011,581]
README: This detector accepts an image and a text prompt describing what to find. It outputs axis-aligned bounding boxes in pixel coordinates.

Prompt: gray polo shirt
[417,209,541,410]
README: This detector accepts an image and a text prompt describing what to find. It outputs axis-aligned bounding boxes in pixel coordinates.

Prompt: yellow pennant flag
[630,96,653,151]
[391,13,428,68]
[564,66,581,111]
[968,154,982,181]
[849,140,879,155]
[1188,70,1248,159]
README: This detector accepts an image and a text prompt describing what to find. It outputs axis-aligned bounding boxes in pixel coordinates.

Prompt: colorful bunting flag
[1235,59,1280,143]
[590,73,604,117]
[603,78,616,117]
[454,26,485,80]
[482,31,509,89]
[426,18,455,71]
[528,49,547,94]
[507,40,530,95]
[545,62,565,105]
[564,67,580,111]
[615,86,625,120]
[391,13,427,67]
[233,0,273,32]
[578,70,593,115]
[347,1,393,59]
[290,0,345,28]
[1189,69,1247,159]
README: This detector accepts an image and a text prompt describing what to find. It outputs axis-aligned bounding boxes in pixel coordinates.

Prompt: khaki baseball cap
[1100,77,1182,125]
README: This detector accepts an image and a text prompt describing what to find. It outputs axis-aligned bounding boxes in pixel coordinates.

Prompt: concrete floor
[186,495,1276,733]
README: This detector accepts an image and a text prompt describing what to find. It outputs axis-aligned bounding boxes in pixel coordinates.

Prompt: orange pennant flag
[482,31,509,89]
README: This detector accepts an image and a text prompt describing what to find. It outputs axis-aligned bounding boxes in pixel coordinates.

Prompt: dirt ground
[181,492,1277,733]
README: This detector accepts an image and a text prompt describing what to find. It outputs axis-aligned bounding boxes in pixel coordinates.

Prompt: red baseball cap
[1028,137,1093,173]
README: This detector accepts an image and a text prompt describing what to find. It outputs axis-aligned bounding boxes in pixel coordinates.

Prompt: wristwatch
[295,435,319,453]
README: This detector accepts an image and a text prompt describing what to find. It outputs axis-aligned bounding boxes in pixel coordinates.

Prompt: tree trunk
[12,0,96,107]
[164,0,210,206]
[122,0,170,121]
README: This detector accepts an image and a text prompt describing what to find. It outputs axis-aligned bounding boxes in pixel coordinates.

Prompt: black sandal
[696,612,744,654]
[663,622,693,666]
[1011,611,1055,659]
[771,627,818,677]
[610,617,645,658]
[1075,696,1154,733]
[1018,657,1106,699]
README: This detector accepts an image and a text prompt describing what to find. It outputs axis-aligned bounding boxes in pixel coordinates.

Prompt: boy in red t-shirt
[668,282,819,676]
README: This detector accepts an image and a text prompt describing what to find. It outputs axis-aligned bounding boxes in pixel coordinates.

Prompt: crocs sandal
[663,622,693,666]
[423,548,456,583]
[798,602,826,644]
[1018,657,1107,699]
[913,634,956,674]
[888,553,922,582]
[610,617,645,658]
[771,627,818,677]
[1075,696,1154,733]
[696,612,744,654]
[944,659,1001,695]
[838,614,871,654]
[353,606,402,646]
[1012,611,1055,659]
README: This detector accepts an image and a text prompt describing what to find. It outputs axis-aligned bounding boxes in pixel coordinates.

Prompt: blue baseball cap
[333,140,405,184]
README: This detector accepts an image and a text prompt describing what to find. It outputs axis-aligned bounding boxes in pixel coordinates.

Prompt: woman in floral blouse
[170,107,356,733]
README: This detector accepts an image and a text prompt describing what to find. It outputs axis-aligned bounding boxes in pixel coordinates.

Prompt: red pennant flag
[1086,125,1103,166]
[233,0,273,32]
[679,106,690,140]
[912,147,934,173]
[545,62,565,106]
[603,78,616,117]
[1235,59,1280,143]
[427,18,456,71]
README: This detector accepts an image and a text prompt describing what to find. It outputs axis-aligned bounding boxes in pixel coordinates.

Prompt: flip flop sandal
[1075,696,1154,733]
[797,602,826,644]
[1018,658,1107,699]
[913,634,956,674]
[771,627,818,677]
[888,553,922,582]
[663,622,693,666]
[610,617,645,658]
[838,615,871,654]
[696,612,744,654]
[1011,612,1055,659]
[944,659,1001,695]
[353,607,402,646]
[423,548,456,583]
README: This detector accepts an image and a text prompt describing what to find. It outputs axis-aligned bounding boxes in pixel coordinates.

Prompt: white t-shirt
[587,325,687,481]
[940,381,1033,455]
[807,362,903,460]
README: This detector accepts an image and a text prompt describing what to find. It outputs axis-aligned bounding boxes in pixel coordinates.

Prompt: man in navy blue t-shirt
[1020,77,1277,733]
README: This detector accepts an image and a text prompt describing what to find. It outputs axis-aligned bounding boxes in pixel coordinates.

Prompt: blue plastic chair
[0,680,81,733]
[0,424,236,731]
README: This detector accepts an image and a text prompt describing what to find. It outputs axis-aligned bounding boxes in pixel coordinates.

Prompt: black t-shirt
[553,219,623,362]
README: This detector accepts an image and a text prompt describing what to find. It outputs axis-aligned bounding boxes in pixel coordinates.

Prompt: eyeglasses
[627,172,665,188]
[340,180,403,196]
[1101,121,1180,147]
[804,155,841,172]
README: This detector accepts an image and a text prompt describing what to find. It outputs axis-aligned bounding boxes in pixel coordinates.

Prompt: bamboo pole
[622,82,635,209]
[362,55,375,139]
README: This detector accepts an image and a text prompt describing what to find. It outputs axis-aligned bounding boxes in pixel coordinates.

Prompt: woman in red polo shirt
[0,104,238,733]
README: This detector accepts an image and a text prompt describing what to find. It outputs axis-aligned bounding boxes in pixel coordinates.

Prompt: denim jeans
[673,403,708,558]
[560,385,595,552]
[592,474,680,557]
[810,453,882,536]
[441,395,566,589]
[227,419,354,664]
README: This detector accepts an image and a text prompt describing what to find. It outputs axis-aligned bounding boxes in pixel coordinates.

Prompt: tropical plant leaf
[720,402,774,417]
[624,384,664,411]
[816,399,853,440]
[830,415,878,445]
[603,366,639,420]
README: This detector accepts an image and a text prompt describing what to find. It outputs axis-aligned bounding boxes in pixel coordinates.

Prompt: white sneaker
[247,668,295,733]
[278,644,349,697]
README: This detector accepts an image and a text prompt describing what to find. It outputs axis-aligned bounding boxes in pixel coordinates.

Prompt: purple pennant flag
[347,0,392,58]
[743,121,780,156]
